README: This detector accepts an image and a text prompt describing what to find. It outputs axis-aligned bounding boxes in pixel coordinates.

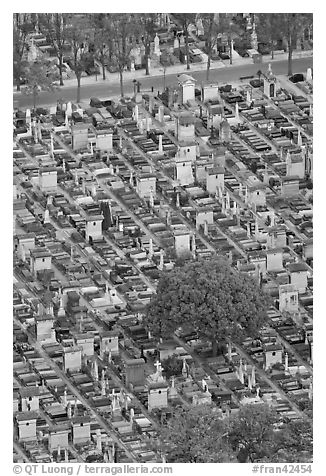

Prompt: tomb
[278,284,299,313]
[176,142,197,163]
[202,83,219,102]
[72,123,88,151]
[30,248,52,277]
[175,156,194,186]
[85,215,104,242]
[266,226,287,249]
[147,382,169,411]
[174,228,191,257]
[16,233,35,260]
[263,66,277,98]
[219,118,231,143]
[177,74,196,104]
[36,314,54,342]
[263,343,283,370]
[39,167,57,193]
[266,248,283,272]
[206,166,225,195]
[286,150,305,179]
[16,412,38,442]
[48,427,69,452]
[247,184,266,208]
[20,386,40,412]
[74,332,94,357]
[281,176,300,197]
[95,127,113,152]
[71,417,91,444]
[63,346,82,372]
[136,174,157,199]
[100,330,119,357]
[125,359,146,387]
[287,263,308,294]
[175,113,195,142]
[195,207,214,229]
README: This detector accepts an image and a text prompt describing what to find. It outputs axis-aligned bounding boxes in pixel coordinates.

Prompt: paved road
[14,57,312,109]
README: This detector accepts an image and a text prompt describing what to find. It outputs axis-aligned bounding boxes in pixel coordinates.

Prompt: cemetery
[13,13,313,465]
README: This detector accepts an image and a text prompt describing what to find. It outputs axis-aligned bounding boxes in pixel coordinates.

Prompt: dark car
[85,65,100,76]
[72,111,83,123]
[250,78,264,88]
[219,52,230,60]
[289,73,305,83]
[90,97,102,108]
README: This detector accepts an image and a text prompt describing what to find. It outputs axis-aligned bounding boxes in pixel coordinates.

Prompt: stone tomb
[16,412,38,441]
[72,124,89,151]
[48,427,69,452]
[263,343,283,370]
[85,215,104,242]
[177,73,196,104]
[278,284,299,313]
[19,386,40,412]
[71,416,91,444]
[266,248,283,272]
[125,359,146,387]
[100,330,119,357]
[206,166,225,195]
[63,346,82,372]
[175,156,194,186]
[174,228,191,257]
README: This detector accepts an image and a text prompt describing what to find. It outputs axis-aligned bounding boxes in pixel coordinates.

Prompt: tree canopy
[159,403,312,463]
[160,405,235,462]
[144,258,270,348]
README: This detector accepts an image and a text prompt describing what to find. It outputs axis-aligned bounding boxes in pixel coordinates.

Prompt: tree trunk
[212,339,218,356]
[33,89,37,111]
[229,38,233,65]
[206,51,211,81]
[145,44,150,76]
[287,34,293,76]
[58,55,64,86]
[185,29,190,70]
[119,69,124,97]
[101,58,106,80]
[76,74,81,103]
[16,62,21,91]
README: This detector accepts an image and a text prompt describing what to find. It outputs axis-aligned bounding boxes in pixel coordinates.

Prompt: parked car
[90,97,102,108]
[219,52,230,60]
[289,73,305,83]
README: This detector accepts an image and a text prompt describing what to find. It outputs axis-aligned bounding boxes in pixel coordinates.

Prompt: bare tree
[66,16,92,102]
[22,60,59,110]
[13,14,30,91]
[201,14,219,80]
[137,13,157,76]
[91,14,112,80]
[109,14,140,97]
[38,14,68,86]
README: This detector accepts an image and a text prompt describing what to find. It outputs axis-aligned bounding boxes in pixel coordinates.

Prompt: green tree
[144,258,269,355]
[162,354,183,379]
[255,13,283,59]
[160,405,235,462]
[21,60,59,110]
[228,404,280,462]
